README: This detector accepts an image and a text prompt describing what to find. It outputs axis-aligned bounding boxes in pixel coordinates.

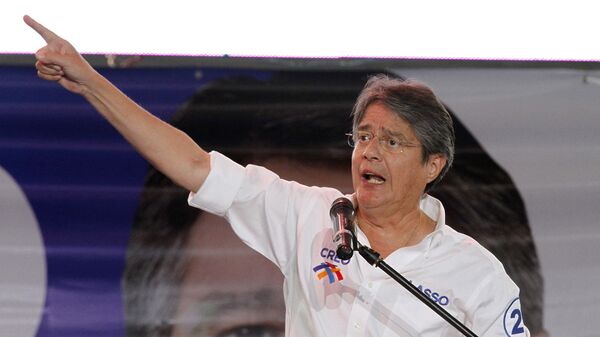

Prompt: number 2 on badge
[510,309,525,334]
[503,298,526,336]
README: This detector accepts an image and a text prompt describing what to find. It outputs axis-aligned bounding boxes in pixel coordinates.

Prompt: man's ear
[426,154,447,183]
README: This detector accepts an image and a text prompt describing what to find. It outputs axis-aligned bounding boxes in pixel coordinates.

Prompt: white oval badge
[503,298,526,336]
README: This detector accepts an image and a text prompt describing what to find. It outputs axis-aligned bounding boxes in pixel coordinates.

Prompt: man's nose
[362,138,382,161]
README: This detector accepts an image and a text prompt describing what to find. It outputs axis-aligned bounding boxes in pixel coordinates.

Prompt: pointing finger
[23,15,60,43]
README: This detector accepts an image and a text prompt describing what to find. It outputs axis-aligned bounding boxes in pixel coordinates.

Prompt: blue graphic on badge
[503,298,526,336]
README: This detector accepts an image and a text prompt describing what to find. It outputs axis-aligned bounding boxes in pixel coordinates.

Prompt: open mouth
[362,172,386,185]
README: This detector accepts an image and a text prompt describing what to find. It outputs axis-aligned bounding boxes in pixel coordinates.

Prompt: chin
[355,190,385,209]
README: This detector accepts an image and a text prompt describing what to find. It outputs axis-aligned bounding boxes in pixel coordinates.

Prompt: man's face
[173,212,286,337]
[172,159,353,337]
[351,102,432,214]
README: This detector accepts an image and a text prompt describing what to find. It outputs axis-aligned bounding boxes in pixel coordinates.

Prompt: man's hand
[23,15,210,192]
[23,15,97,95]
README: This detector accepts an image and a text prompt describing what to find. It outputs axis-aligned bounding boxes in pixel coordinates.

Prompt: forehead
[357,102,415,135]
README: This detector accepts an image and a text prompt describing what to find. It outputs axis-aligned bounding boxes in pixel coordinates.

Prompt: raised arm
[23,15,210,192]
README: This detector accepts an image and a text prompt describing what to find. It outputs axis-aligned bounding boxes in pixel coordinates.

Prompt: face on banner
[6,60,587,337]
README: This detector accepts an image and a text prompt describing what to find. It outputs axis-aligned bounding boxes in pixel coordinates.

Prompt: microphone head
[330,197,356,260]
[329,197,355,218]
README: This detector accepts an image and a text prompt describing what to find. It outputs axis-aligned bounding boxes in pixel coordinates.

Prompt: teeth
[365,174,385,184]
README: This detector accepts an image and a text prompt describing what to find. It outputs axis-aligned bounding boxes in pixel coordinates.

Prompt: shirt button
[354,322,361,329]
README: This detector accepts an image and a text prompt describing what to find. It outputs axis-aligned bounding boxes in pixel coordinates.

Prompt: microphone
[329,197,356,260]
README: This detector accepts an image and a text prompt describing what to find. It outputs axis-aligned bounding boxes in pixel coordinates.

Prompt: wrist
[80,69,107,97]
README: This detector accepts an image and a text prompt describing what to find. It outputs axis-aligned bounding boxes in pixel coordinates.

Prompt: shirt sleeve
[466,270,531,337]
[188,151,247,215]
[188,151,336,272]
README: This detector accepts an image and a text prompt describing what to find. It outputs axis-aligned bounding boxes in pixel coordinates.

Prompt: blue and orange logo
[313,262,343,284]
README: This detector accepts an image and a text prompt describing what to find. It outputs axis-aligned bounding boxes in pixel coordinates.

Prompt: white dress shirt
[189,151,530,337]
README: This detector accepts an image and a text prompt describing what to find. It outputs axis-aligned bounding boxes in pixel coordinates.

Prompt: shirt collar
[419,194,446,258]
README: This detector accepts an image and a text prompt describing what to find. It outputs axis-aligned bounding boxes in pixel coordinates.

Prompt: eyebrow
[186,288,285,324]
[173,288,285,337]
[356,125,409,140]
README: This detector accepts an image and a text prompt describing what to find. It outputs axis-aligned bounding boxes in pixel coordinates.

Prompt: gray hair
[351,74,455,192]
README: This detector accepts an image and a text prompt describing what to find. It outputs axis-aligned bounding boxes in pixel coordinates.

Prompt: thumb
[35,49,59,65]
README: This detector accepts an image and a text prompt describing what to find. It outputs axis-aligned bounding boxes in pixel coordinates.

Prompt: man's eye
[217,324,284,337]
[387,138,400,147]
[357,133,371,142]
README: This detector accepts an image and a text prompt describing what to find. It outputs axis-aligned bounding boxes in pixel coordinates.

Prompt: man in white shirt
[25,16,530,336]
[184,77,528,336]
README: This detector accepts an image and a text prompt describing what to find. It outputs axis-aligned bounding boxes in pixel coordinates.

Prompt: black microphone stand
[354,238,479,337]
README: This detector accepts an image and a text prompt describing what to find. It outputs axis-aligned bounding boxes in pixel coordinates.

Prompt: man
[25,16,530,336]
[124,72,544,337]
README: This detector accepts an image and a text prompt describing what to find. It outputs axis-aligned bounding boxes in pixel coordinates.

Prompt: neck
[356,204,435,259]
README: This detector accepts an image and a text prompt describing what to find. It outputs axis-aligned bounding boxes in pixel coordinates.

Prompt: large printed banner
[0,66,598,337]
